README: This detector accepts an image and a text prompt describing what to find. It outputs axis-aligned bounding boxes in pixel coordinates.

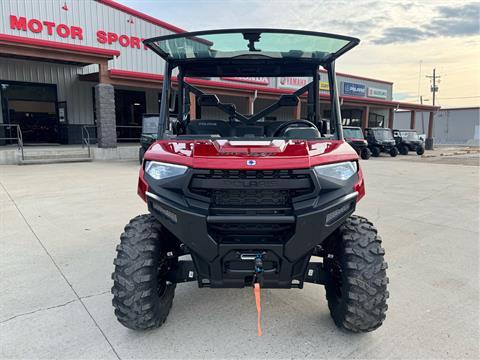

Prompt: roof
[144,29,359,76]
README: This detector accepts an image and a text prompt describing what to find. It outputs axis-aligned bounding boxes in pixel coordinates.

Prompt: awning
[0,34,120,66]
[81,69,439,112]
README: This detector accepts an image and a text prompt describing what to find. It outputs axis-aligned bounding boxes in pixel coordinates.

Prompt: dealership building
[0,0,439,154]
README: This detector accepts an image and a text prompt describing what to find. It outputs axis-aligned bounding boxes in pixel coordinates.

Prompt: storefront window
[368,113,384,127]
[341,109,362,127]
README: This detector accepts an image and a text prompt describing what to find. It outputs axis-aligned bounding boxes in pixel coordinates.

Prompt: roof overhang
[86,69,439,111]
[0,34,120,66]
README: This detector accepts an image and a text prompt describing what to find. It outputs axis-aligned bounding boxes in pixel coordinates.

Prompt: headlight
[314,161,357,181]
[145,161,188,180]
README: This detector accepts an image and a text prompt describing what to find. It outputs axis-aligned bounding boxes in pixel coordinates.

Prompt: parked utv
[393,129,425,155]
[112,29,389,334]
[364,127,398,157]
[139,114,159,164]
[139,114,160,164]
[343,126,371,159]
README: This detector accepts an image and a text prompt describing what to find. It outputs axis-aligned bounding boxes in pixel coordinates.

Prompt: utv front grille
[212,189,290,208]
[189,169,314,200]
[188,169,315,243]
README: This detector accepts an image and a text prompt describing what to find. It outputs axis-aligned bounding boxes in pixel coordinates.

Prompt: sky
[117,0,480,108]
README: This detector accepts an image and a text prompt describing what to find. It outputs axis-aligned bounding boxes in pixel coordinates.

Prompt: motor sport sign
[9,15,148,50]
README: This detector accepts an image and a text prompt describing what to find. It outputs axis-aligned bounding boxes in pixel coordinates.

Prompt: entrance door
[114,89,146,142]
[0,81,59,144]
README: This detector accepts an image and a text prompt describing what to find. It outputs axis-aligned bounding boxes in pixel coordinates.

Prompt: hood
[145,139,358,170]
[381,139,396,145]
[346,138,367,144]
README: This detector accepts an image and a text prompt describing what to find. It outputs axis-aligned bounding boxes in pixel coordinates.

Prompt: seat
[233,126,264,137]
[187,120,230,137]
[260,121,288,137]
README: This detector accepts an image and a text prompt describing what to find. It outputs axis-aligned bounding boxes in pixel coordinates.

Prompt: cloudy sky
[118,0,479,108]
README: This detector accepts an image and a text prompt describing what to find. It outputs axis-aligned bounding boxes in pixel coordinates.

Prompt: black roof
[144,29,359,77]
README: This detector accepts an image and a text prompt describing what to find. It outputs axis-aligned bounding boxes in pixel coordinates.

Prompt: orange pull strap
[253,283,262,336]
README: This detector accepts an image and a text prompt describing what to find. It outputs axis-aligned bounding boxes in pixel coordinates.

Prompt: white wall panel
[1,0,171,75]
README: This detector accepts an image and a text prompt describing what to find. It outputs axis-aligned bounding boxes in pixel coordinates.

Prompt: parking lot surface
[1,155,479,359]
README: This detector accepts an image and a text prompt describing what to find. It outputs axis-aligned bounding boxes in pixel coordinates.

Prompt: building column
[95,61,117,148]
[361,106,369,129]
[426,111,434,150]
[388,108,394,128]
[189,93,196,120]
[247,96,254,115]
[410,110,416,129]
[293,101,301,119]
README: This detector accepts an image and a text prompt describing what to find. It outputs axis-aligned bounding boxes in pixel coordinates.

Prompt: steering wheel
[272,120,318,137]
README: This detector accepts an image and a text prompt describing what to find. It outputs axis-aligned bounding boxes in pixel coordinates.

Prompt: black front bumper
[145,168,358,288]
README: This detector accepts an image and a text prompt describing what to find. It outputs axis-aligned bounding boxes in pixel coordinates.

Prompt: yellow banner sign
[320,81,330,91]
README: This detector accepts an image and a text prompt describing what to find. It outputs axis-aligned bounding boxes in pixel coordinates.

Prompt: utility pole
[426,68,440,106]
[425,69,439,150]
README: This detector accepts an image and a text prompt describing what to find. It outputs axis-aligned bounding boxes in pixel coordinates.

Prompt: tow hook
[253,253,264,285]
[253,253,264,337]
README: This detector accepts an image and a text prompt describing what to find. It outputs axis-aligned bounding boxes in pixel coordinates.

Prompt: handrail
[81,125,92,158]
[17,125,24,160]
[0,124,24,160]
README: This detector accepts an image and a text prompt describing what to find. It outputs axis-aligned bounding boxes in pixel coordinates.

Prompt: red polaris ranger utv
[112,29,388,334]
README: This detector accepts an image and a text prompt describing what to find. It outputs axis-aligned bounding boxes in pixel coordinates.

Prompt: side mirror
[197,94,219,107]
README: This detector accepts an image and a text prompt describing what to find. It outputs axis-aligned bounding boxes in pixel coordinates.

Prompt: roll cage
[143,29,360,141]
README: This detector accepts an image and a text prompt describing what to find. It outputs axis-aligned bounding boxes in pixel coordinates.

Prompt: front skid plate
[167,260,330,288]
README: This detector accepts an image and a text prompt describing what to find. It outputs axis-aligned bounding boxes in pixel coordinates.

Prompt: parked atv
[393,129,425,155]
[112,29,388,334]
[344,126,371,159]
[365,127,398,157]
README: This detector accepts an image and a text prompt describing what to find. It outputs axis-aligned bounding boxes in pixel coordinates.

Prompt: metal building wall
[0,0,172,74]
[0,57,95,125]
[394,108,480,145]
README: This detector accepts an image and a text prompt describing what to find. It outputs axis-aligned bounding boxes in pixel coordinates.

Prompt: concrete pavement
[0,157,478,359]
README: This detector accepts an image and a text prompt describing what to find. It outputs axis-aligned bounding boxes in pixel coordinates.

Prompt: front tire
[360,148,371,160]
[112,214,176,330]
[416,146,425,155]
[399,144,409,155]
[389,147,398,157]
[371,147,380,157]
[324,215,389,332]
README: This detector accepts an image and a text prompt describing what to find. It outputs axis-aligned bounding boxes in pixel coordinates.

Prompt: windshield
[400,131,419,140]
[344,128,364,139]
[147,30,356,63]
[373,129,394,140]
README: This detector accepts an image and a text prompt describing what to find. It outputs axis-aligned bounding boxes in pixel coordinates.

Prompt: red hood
[144,139,358,170]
